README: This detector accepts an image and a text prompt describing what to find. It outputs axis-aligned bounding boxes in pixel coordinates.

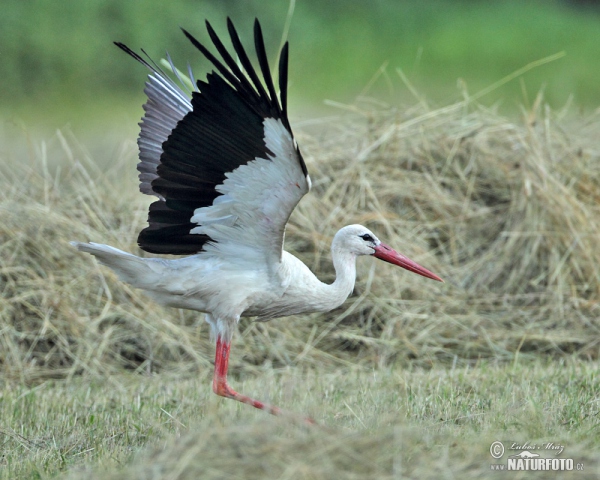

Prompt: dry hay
[1,97,599,381]
[72,420,453,480]
[64,414,600,480]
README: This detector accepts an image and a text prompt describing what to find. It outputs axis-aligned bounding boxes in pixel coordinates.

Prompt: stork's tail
[70,242,161,288]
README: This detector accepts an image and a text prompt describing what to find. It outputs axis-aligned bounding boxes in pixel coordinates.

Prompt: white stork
[72,18,442,420]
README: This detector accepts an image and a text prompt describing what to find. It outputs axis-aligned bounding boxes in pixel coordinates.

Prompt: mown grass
[1,360,599,479]
[1,88,600,477]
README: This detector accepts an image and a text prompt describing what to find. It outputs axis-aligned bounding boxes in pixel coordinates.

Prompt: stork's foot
[213,377,282,416]
[213,379,316,424]
[213,335,316,424]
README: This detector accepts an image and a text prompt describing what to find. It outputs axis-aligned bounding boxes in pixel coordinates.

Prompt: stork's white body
[75,228,358,339]
[73,18,441,420]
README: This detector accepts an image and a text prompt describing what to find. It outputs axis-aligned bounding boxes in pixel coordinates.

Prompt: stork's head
[333,225,443,282]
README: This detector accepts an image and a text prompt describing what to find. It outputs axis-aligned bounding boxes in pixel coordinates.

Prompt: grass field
[1,361,598,479]
[1,88,600,477]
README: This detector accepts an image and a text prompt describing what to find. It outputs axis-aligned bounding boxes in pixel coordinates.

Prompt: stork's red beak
[373,243,443,282]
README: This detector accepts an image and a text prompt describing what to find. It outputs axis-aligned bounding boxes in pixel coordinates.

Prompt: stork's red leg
[212,335,283,415]
[212,335,315,424]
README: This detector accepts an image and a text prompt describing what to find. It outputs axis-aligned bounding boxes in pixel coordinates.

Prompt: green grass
[1,360,598,479]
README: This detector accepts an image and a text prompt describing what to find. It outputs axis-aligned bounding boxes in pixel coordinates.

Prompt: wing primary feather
[253,19,281,115]
[181,27,241,90]
[187,63,198,91]
[204,20,257,99]
[278,42,289,129]
[115,42,188,99]
[114,42,154,70]
[226,18,270,103]
[166,51,192,95]
[140,48,172,79]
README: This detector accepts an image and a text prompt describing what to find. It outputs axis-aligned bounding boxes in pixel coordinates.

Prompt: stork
[72,18,442,421]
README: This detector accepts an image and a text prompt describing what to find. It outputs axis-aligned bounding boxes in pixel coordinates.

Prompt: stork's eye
[360,234,374,242]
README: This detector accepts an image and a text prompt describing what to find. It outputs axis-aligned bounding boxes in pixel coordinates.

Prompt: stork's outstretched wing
[116,18,310,268]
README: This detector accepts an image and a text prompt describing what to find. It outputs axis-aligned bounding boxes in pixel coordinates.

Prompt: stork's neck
[325,247,358,309]
[279,241,358,315]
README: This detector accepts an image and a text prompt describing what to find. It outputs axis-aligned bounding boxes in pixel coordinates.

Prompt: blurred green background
[2,0,600,134]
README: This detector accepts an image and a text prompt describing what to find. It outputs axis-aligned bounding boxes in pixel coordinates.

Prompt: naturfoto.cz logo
[489,440,583,472]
